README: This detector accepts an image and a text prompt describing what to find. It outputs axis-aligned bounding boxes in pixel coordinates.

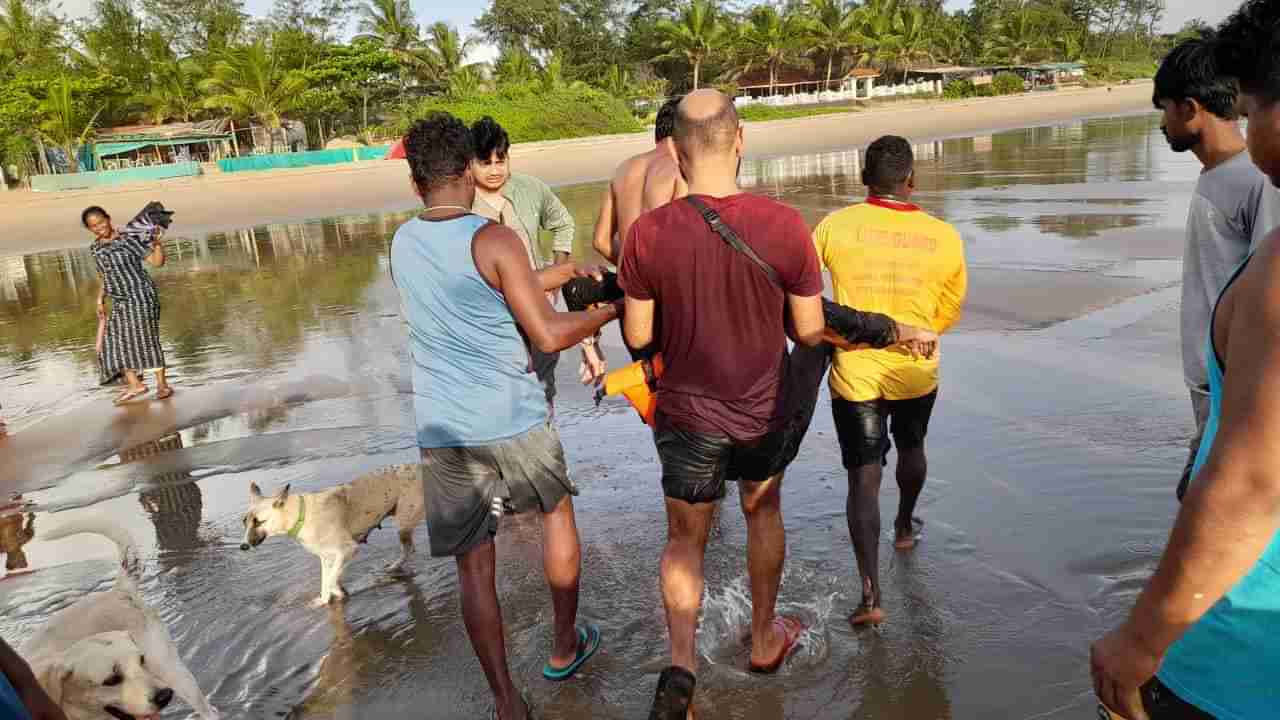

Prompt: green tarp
[217,146,392,173]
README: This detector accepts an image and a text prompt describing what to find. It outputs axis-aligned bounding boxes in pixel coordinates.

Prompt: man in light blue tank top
[391,113,621,720]
[1091,6,1280,718]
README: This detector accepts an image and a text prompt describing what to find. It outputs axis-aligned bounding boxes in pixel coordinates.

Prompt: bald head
[674,89,740,156]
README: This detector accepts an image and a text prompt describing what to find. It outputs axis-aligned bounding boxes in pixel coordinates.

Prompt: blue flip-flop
[542,624,601,681]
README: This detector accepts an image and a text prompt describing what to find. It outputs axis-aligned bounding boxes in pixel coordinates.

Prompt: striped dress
[93,228,165,385]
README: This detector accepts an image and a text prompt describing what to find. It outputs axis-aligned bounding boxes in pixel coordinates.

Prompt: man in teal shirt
[1091,3,1280,718]
[470,117,608,401]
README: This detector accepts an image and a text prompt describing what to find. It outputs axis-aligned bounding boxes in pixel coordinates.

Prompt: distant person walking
[1153,35,1280,501]
[85,205,172,405]
[813,135,967,627]
[468,117,608,394]
[1091,4,1280,718]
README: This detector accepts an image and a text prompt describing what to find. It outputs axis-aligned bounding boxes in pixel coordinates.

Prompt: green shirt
[472,173,575,266]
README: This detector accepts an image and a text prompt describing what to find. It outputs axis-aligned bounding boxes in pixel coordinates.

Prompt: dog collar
[287,496,306,538]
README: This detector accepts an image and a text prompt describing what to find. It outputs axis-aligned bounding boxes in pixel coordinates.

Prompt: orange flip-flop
[749,616,806,674]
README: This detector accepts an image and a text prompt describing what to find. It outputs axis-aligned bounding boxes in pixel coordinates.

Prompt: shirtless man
[593,96,686,264]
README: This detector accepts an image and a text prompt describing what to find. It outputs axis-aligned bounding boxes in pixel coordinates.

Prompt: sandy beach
[0,82,1154,256]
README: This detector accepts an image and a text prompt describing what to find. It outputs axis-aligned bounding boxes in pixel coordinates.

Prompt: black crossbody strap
[686,196,783,289]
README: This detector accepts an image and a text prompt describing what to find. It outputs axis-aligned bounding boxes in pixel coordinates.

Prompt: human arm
[473,223,618,353]
[592,187,618,263]
[623,296,654,349]
[141,228,166,267]
[537,262,605,293]
[536,177,576,261]
[0,635,68,720]
[1090,238,1280,720]
[96,281,106,319]
[787,294,824,347]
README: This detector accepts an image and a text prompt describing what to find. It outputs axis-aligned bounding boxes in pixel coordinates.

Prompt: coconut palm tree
[734,5,806,95]
[494,42,538,86]
[804,0,863,91]
[422,21,481,86]
[983,6,1049,65]
[38,76,103,174]
[652,0,728,90]
[135,59,203,124]
[0,0,59,67]
[850,0,902,70]
[199,41,309,152]
[354,0,422,97]
[885,5,934,82]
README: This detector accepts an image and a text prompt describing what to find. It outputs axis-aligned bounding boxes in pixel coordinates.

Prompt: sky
[58,0,1234,52]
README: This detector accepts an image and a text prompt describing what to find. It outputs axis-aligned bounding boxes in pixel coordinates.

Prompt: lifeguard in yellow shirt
[814,135,968,627]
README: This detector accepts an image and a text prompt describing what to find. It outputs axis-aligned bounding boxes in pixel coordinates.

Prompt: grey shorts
[419,422,577,557]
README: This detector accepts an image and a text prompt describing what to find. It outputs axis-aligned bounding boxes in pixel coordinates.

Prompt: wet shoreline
[0,113,1196,718]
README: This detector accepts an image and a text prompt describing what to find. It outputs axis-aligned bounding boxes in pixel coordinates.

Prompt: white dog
[239,464,424,606]
[21,519,219,720]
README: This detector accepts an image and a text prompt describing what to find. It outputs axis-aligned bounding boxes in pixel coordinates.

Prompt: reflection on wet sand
[0,501,35,574]
[123,433,206,556]
[0,112,1210,718]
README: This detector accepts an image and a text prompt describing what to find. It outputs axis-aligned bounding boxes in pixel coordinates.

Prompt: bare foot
[749,616,806,673]
[156,386,174,400]
[850,600,885,627]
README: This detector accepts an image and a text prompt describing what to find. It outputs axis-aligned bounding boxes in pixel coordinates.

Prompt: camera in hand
[563,271,623,312]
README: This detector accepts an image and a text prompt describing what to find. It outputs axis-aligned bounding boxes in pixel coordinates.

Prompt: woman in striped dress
[85,205,172,404]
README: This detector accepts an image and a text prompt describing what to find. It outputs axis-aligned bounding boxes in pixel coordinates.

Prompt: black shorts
[654,425,790,505]
[832,390,938,469]
[1133,676,1215,719]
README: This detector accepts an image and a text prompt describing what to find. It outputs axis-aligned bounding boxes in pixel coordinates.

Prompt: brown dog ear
[272,484,290,508]
[34,659,69,708]
[249,483,263,500]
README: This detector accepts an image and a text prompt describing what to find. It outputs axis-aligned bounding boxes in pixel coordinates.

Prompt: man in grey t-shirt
[1155,37,1280,500]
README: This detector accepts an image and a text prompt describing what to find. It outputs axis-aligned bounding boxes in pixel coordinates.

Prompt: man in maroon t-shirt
[619,90,826,718]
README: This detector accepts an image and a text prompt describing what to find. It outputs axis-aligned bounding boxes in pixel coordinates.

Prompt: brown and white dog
[239,464,424,606]
[21,519,219,720]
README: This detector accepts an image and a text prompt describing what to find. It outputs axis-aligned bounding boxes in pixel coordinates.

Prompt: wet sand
[0,113,1199,719]
[0,83,1155,257]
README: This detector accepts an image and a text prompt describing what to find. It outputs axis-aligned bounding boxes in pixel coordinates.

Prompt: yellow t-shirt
[813,199,968,402]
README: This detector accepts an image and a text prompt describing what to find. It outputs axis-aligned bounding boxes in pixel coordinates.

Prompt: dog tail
[39,516,140,578]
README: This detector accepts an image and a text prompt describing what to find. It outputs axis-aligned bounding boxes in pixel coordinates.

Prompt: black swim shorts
[653,424,790,505]
[831,390,938,469]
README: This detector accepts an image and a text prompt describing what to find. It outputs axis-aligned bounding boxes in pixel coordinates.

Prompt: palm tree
[354,0,421,97]
[422,21,481,86]
[983,6,1049,65]
[886,6,934,82]
[0,0,58,67]
[494,42,538,86]
[199,41,309,153]
[734,5,806,96]
[804,0,863,91]
[850,0,902,70]
[135,59,203,124]
[653,0,728,90]
[38,76,103,173]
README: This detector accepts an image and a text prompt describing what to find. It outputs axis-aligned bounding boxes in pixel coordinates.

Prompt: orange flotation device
[600,353,665,426]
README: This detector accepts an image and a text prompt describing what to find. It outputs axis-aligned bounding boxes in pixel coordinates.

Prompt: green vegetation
[991,72,1026,95]
[395,85,642,143]
[737,103,857,122]
[0,0,1190,184]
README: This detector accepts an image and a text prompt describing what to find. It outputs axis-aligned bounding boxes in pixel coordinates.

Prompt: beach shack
[90,119,236,171]
[734,65,883,100]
